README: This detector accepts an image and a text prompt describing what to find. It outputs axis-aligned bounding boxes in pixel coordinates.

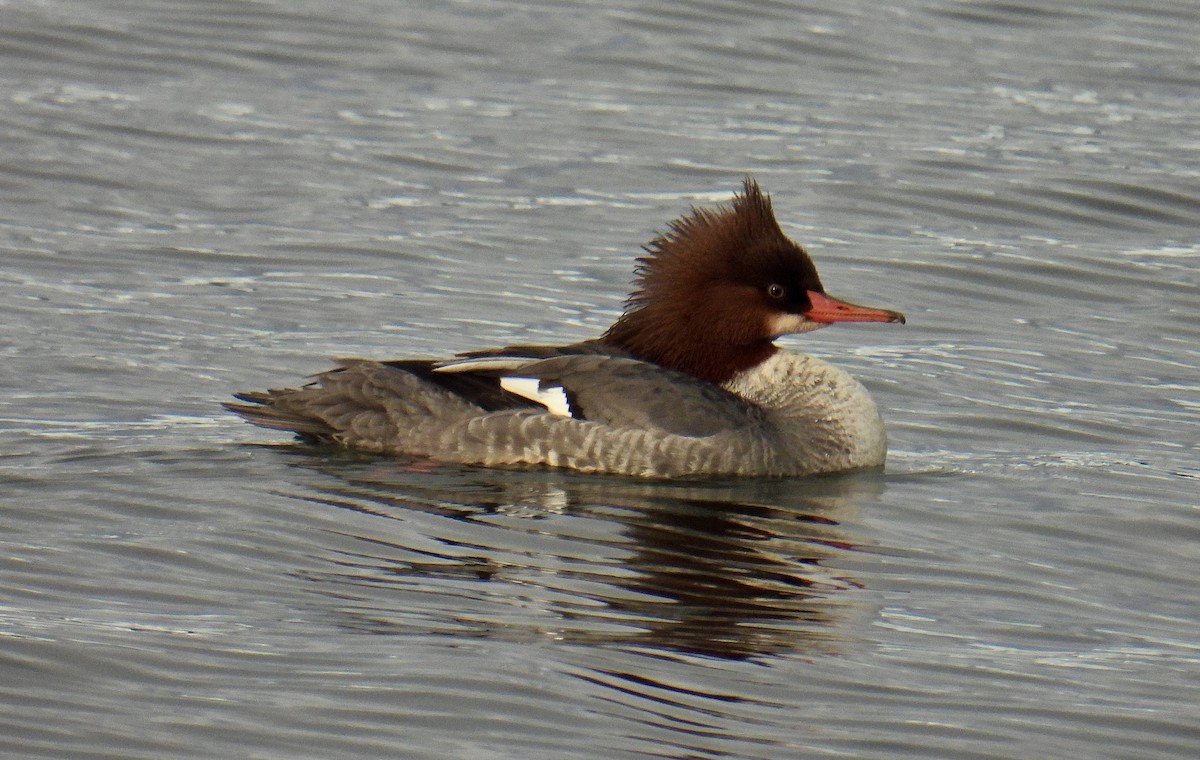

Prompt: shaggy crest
[603,178,824,383]
[622,178,817,309]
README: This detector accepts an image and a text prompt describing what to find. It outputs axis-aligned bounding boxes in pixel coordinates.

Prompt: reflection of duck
[609,492,861,659]
[227,179,903,478]
[287,457,884,660]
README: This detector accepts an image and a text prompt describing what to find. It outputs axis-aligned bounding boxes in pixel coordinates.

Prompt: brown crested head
[602,177,905,385]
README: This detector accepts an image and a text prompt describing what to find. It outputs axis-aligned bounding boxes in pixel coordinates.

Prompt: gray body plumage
[225,350,886,478]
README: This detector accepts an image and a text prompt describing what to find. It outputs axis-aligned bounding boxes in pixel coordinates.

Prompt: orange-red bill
[804,290,906,324]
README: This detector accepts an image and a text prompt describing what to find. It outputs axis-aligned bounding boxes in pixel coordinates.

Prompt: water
[2,1,1198,758]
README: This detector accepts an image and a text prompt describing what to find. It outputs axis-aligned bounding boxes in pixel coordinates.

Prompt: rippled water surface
[2,1,1198,758]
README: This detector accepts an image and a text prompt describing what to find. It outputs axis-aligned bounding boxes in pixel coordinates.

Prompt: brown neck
[602,304,777,385]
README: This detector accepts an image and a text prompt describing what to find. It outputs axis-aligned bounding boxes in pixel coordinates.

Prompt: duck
[225,178,904,478]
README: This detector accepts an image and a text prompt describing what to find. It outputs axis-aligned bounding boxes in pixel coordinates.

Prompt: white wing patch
[499,377,572,417]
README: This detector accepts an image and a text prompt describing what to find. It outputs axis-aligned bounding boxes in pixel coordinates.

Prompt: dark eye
[766,283,786,300]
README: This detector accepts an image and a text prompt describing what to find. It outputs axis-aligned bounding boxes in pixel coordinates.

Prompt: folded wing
[437,352,761,437]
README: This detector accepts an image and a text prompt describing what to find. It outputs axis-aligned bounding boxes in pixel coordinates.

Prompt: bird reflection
[608,498,856,659]
[277,449,885,660]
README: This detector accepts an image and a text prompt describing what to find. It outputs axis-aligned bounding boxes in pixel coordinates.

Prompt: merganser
[226,178,904,478]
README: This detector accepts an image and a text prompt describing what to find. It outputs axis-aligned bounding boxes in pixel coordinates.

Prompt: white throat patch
[766,312,827,338]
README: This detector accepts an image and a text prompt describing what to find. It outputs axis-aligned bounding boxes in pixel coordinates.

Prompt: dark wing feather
[378,359,541,412]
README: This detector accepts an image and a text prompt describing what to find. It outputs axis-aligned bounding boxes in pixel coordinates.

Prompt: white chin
[766,312,828,337]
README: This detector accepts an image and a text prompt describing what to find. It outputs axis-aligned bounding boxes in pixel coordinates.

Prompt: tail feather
[223,390,337,439]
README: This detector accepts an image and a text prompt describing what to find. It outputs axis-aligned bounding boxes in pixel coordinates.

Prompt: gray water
[2,1,1198,758]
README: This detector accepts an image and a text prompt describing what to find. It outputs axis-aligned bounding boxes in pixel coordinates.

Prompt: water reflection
[280,451,886,660]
